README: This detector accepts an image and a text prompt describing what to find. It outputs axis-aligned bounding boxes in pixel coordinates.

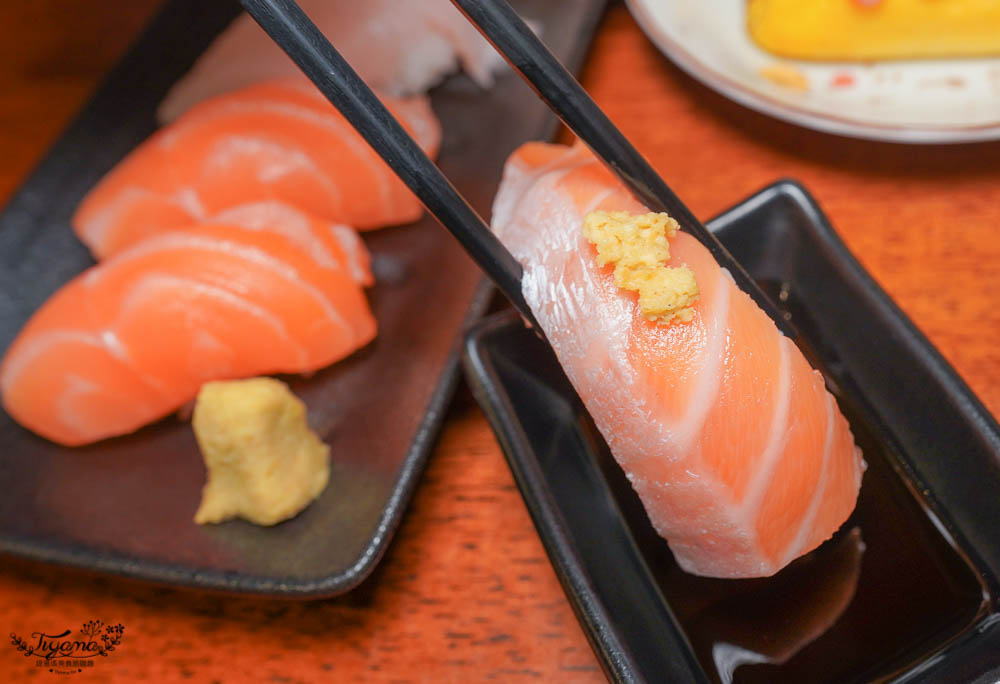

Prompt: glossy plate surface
[463,181,1000,682]
[626,0,1000,143]
[0,0,606,597]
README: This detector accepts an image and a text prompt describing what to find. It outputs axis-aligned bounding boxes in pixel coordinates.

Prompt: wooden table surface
[1,2,998,682]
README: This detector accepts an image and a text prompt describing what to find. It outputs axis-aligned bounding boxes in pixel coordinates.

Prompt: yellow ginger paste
[192,377,330,526]
[583,210,699,324]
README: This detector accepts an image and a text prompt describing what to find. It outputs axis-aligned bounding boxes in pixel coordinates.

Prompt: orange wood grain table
[2,2,999,682]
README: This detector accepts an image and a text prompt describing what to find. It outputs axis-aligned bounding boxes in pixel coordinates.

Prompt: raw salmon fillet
[491,142,864,578]
[74,79,441,260]
[0,223,375,446]
[157,0,508,122]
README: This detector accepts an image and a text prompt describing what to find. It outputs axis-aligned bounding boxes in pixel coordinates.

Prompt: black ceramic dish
[463,181,1000,683]
[0,0,606,597]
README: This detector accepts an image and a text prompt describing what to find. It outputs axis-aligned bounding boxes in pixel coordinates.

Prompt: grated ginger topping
[583,210,699,324]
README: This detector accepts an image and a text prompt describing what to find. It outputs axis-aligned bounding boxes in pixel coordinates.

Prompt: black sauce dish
[462,180,1000,684]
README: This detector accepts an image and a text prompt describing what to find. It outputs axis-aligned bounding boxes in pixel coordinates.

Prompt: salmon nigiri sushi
[74,79,442,261]
[491,142,864,578]
[0,223,375,446]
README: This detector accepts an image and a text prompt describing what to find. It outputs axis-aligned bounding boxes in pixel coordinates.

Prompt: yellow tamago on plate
[748,0,1000,61]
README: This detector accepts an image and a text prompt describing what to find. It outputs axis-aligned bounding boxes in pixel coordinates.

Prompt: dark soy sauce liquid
[596,280,993,683]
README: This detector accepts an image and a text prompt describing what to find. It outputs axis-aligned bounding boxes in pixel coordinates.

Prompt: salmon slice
[94,199,373,286]
[0,223,375,446]
[491,141,864,578]
[157,0,508,122]
[74,79,441,260]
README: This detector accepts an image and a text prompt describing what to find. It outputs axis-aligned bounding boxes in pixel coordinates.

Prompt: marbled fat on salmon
[491,142,864,578]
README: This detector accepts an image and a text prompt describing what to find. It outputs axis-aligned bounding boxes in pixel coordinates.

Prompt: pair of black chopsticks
[239,0,794,338]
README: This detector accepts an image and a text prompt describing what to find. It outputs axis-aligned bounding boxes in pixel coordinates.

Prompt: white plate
[626,0,1000,143]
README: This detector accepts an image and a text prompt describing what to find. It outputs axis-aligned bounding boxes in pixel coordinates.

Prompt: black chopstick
[449,0,796,338]
[238,0,538,329]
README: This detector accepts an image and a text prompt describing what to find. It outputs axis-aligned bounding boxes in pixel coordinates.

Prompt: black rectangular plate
[0,0,606,597]
[463,181,1000,683]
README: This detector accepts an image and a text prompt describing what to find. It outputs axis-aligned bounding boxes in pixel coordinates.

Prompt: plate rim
[625,0,1000,144]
